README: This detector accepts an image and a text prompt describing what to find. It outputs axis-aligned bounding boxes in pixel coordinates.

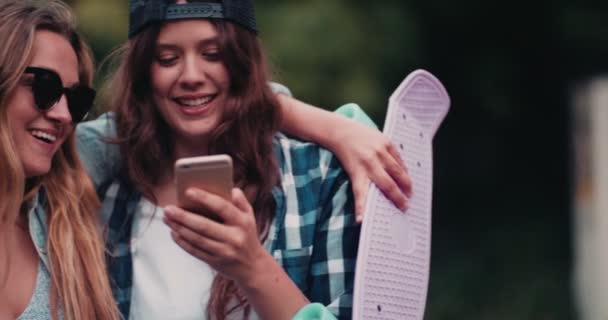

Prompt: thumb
[231,188,253,215]
[350,175,370,223]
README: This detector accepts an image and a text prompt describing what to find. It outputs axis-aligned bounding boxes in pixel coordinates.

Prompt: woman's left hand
[331,121,412,222]
[276,96,412,224]
[163,187,269,286]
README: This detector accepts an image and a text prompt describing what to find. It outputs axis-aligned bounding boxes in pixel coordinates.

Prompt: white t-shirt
[129,198,215,320]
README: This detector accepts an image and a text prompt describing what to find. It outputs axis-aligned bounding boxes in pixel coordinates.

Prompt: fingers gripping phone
[175,154,233,219]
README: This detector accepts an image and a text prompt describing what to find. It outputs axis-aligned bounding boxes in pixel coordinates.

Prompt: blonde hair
[0,1,120,319]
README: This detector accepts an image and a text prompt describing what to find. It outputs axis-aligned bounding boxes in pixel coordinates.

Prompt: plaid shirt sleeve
[269,134,360,320]
[76,113,121,190]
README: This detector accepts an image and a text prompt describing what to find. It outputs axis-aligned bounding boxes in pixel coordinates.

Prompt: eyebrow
[156,37,220,51]
[27,65,79,87]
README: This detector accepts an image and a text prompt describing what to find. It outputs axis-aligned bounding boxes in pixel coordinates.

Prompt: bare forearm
[278,95,352,149]
[239,251,309,320]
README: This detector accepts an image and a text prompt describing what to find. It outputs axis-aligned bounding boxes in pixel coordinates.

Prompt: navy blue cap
[128,0,257,38]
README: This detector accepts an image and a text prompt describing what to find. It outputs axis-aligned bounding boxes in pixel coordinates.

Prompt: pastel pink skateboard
[353,70,450,320]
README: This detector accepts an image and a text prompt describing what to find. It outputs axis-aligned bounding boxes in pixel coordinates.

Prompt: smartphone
[175,154,233,218]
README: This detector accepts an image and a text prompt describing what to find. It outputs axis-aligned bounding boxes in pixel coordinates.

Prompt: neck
[149,138,209,190]
[0,204,26,230]
[1,212,28,231]
[0,215,27,262]
[173,137,210,160]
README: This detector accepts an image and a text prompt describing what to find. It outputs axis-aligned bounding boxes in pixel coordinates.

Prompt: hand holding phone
[174,154,233,219]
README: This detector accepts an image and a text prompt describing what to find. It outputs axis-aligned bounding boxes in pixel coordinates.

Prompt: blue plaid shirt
[77,115,360,320]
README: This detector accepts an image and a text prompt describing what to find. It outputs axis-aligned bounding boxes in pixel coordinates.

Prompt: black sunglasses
[23,66,96,123]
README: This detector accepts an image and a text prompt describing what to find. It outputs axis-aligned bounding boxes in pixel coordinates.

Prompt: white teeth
[31,130,57,142]
[177,96,214,107]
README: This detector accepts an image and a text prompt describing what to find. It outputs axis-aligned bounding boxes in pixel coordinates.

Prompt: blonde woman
[0,1,120,319]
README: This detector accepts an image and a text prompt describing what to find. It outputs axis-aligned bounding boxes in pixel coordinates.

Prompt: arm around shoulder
[75,113,121,188]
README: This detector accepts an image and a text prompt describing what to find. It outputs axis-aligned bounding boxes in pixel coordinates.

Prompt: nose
[178,56,206,90]
[44,94,72,125]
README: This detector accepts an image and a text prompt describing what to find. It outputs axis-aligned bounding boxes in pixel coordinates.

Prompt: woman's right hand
[163,187,311,319]
[163,187,269,285]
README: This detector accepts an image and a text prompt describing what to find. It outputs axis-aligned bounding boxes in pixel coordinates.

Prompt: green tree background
[67,0,608,319]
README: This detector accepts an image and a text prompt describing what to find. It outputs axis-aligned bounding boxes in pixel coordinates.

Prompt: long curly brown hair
[104,16,282,320]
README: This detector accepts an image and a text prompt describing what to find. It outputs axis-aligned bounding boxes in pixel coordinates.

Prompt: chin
[23,162,52,178]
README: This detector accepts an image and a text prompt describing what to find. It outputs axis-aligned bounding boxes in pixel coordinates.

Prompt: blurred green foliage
[71,0,421,123]
[67,0,608,319]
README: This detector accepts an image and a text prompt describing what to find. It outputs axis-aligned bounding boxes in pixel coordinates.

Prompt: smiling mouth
[30,130,57,144]
[174,95,216,108]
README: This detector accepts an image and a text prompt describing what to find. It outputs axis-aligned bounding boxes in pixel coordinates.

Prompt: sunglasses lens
[26,67,96,123]
[31,69,62,111]
[66,87,96,122]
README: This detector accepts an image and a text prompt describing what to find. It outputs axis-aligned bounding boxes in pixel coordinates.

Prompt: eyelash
[156,56,178,67]
[203,51,220,61]
[20,77,34,86]
[155,50,221,67]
